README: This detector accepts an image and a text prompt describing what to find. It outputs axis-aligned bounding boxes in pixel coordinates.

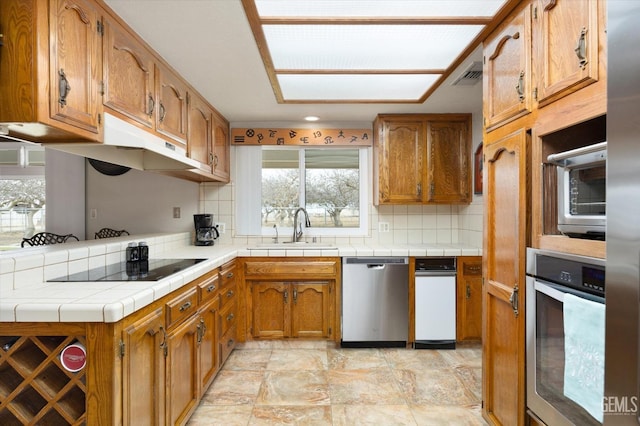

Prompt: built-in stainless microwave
[547,142,606,240]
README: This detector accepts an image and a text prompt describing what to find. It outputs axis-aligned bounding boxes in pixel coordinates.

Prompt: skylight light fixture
[242,0,514,104]
[305,116,320,121]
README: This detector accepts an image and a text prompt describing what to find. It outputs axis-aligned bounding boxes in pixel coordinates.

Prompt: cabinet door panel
[212,114,230,182]
[378,120,425,204]
[156,64,187,145]
[103,19,154,127]
[291,283,330,338]
[122,308,165,426]
[187,92,213,172]
[535,0,600,106]
[252,282,289,338]
[482,130,528,426]
[483,5,532,130]
[49,0,101,134]
[426,120,471,203]
[198,301,219,394]
[166,316,199,425]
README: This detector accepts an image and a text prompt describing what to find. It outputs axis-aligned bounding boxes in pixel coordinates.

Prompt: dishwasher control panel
[415,257,456,272]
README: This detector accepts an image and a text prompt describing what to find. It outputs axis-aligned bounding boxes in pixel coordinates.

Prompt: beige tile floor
[188,340,486,425]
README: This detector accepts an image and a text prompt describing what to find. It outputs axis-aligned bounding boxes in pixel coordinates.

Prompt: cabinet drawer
[219,298,237,336]
[220,283,237,308]
[462,262,482,276]
[166,287,198,328]
[244,261,337,278]
[220,325,236,363]
[197,271,220,304]
[219,262,237,289]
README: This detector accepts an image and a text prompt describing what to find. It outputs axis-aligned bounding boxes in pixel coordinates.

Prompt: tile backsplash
[200,181,483,248]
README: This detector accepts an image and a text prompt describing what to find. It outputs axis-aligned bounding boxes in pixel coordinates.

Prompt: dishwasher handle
[367,264,386,270]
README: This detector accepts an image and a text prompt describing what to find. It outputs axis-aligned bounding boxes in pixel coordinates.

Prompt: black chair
[94,228,130,239]
[21,232,80,247]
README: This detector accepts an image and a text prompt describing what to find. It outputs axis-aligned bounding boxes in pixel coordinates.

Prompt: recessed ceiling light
[305,116,320,121]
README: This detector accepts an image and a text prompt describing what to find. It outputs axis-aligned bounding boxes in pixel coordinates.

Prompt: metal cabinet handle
[284,290,288,304]
[515,71,525,101]
[179,301,192,312]
[293,288,298,304]
[509,284,519,317]
[417,183,422,197]
[574,27,588,69]
[58,69,71,107]
[226,290,234,298]
[206,284,216,293]
[196,323,202,344]
[208,152,214,165]
[147,94,155,116]
[159,326,167,357]
[226,313,234,322]
[226,272,234,279]
[159,102,166,122]
[227,338,234,347]
[466,284,471,300]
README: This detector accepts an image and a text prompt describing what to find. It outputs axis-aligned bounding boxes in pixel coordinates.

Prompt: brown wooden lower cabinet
[251,281,331,339]
[242,257,339,342]
[456,256,482,342]
[0,260,237,425]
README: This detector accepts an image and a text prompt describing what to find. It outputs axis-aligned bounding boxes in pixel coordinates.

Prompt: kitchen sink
[248,242,336,250]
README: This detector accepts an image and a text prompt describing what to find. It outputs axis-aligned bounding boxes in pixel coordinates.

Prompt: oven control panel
[535,254,605,297]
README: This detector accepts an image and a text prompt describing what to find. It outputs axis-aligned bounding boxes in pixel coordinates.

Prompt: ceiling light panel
[265,25,484,70]
[277,74,441,101]
[255,1,508,18]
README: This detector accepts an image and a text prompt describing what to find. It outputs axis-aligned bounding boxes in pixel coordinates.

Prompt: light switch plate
[173,207,181,219]
[379,222,390,232]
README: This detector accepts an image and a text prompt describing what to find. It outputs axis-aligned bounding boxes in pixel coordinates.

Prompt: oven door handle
[535,280,605,304]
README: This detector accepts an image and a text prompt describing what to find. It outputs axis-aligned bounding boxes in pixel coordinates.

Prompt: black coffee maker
[193,214,219,246]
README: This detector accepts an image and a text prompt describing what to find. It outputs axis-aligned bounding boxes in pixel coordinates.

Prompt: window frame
[235,145,369,237]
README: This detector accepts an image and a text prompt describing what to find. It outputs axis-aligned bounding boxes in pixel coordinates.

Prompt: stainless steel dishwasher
[341,257,409,348]
[414,257,457,349]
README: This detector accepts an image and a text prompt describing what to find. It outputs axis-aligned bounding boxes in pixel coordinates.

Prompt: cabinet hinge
[99,81,105,96]
[329,327,332,335]
[186,92,190,105]
[97,20,104,36]
[533,6,538,20]
[98,113,101,125]
[119,340,125,358]
[533,87,538,101]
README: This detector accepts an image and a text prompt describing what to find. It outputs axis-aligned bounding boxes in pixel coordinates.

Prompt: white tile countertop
[0,232,481,323]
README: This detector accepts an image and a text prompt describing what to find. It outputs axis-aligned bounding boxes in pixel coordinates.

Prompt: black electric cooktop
[48,258,206,282]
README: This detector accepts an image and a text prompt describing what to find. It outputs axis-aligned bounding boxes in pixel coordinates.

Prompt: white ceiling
[103,0,488,128]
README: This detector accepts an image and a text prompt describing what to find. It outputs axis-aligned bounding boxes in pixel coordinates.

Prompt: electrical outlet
[90,209,97,219]
[216,223,226,234]
[379,222,390,233]
[173,207,181,219]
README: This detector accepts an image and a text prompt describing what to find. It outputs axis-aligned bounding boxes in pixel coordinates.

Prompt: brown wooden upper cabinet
[102,17,155,128]
[373,114,472,205]
[483,4,533,131]
[533,0,601,107]
[212,113,231,182]
[155,63,188,147]
[187,92,214,173]
[0,0,103,142]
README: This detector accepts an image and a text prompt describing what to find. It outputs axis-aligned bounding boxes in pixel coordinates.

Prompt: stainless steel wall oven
[526,248,606,425]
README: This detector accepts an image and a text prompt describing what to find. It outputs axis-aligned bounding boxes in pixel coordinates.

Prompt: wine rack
[0,335,87,425]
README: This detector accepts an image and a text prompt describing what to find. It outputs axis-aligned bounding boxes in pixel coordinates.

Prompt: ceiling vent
[451,61,483,86]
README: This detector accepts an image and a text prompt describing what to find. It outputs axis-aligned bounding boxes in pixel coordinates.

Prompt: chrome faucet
[292,207,311,242]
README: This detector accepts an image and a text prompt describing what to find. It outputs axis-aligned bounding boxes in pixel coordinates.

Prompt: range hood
[45,113,201,171]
